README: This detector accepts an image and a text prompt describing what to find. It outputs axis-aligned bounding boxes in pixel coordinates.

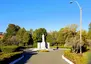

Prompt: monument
[38,34,50,50]
[32,34,50,51]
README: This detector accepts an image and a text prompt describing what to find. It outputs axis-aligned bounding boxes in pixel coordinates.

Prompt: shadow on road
[15,50,38,64]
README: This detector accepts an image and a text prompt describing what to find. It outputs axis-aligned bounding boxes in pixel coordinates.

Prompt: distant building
[0,32,4,39]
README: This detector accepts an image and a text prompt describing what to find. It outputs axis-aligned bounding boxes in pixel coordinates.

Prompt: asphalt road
[26,50,68,64]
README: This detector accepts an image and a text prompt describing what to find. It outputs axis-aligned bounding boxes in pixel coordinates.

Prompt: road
[26,50,68,64]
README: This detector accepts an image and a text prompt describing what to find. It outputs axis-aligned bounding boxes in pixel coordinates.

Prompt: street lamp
[70,0,82,54]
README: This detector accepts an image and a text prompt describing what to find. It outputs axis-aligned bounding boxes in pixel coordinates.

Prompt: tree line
[0,23,91,53]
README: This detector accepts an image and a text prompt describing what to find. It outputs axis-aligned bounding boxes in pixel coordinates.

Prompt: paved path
[26,50,68,64]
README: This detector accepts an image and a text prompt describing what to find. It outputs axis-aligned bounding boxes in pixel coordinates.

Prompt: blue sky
[0,0,91,32]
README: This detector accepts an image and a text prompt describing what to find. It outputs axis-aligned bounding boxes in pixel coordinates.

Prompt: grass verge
[51,46,71,49]
[64,50,87,64]
[0,52,23,64]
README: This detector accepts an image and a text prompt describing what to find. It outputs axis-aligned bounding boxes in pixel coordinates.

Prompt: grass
[64,50,88,64]
[0,45,32,53]
[0,45,32,64]
[37,50,49,52]
[0,45,18,53]
[0,52,23,64]
[51,45,71,49]
[83,51,91,64]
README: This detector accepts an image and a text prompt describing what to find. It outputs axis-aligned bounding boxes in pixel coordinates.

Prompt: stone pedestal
[41,42,46,49]
[38,43,41,49]
[47,43,50,49]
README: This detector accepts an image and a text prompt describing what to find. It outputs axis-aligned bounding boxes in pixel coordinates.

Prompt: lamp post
[70,0,82,54]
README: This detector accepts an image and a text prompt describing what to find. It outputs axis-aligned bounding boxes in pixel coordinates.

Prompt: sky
[0,0,91,32]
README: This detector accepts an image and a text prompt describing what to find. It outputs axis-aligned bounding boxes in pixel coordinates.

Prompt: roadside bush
[0,46,18,53]
[64,50,87,64]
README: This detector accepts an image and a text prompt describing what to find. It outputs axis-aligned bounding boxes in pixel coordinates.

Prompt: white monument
[37,34,50,50]
[32,34,50,51]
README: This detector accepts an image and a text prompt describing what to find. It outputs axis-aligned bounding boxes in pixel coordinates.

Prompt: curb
[62,55,74,64]
[9,55,24,64]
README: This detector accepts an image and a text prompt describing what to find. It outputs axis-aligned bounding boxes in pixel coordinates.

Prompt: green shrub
[0,45,18,53]
[64,50,87,64]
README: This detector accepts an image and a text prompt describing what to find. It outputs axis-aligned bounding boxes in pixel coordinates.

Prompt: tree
[46,33,53,45]
[3,24,20,45]
[16,28,26,45]
[33,28,47,42]
[51,31,58,43]
[70,30,88,53]
[30,29,33,35]
[6,24,20,37]
[88,22,91,39]
[10,36,19,45]
[57,28,65,45]
[63,24,78,46]
[46,31,58,46]
[66,24,78,32]
[23,32,30,46]
[32,28,47,47]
